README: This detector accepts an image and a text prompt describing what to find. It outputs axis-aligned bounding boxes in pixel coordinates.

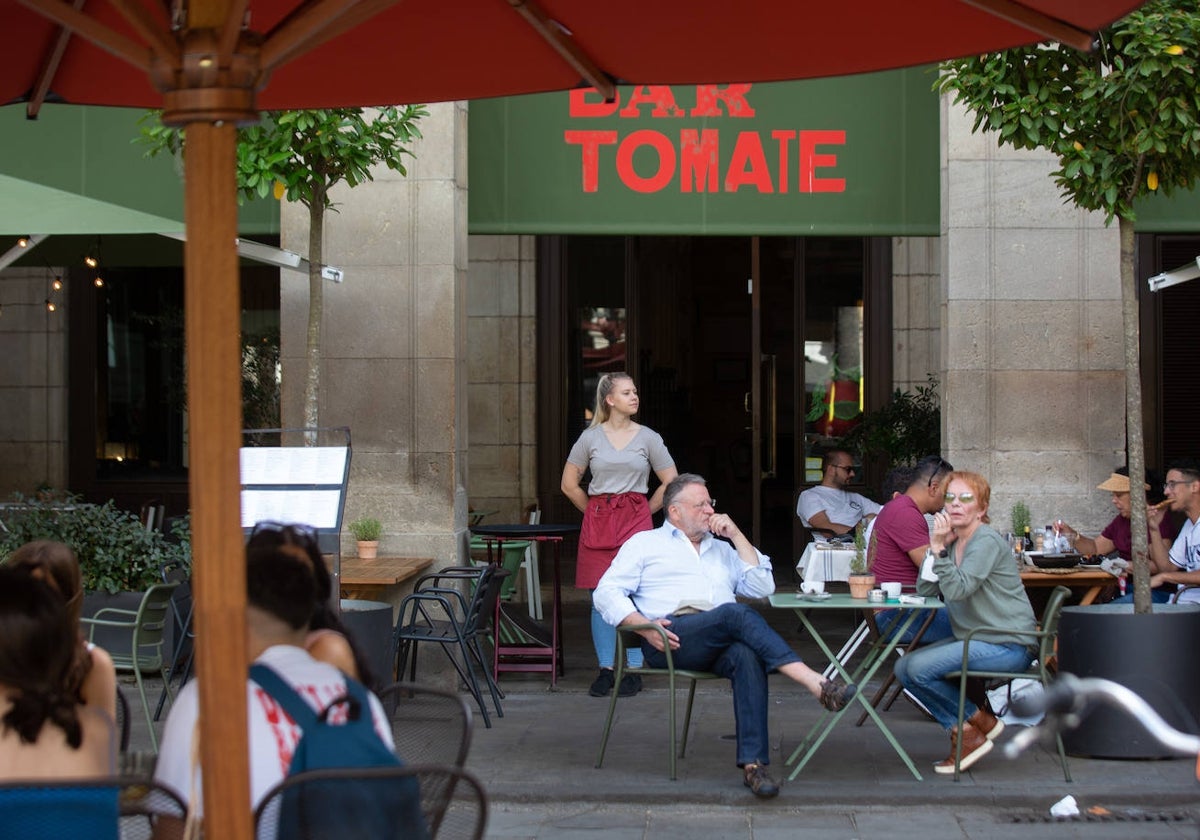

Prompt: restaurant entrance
[538,234,892,569]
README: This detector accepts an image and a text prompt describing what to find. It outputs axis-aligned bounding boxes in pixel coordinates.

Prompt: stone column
[940,96,1125,536]
[280,102,470,564]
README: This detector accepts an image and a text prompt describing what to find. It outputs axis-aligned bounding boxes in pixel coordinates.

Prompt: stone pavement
[125,597,1200,839]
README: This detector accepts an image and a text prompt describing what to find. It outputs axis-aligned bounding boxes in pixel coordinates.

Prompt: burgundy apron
[575,491,651,589]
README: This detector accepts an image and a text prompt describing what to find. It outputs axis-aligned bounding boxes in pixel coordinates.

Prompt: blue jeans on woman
[893,635,1032,730]
[591,600,643,670]
[639,602,802,767]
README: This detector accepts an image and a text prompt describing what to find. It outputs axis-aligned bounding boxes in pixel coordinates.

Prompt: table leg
[784,609,926,781]
[551,538,563,683]
[1078,585,1102,606]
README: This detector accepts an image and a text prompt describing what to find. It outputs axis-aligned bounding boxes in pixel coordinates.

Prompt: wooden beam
[958,0,1095,51]
[16,0,154,72]
[261,0,386,73]
[507,0,616,100]
[25,0,86,118]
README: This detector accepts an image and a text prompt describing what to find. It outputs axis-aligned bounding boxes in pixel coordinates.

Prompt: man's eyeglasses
[944,492,976,504]
[683,499,716,511]
[927,457,951,488]
[1164,479,1196,491]
[831,464,855,474]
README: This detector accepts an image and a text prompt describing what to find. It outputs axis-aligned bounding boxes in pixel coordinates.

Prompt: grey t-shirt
[567,425,674,495]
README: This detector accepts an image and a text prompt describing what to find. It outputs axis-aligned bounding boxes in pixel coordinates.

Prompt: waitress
[561,372,677,699]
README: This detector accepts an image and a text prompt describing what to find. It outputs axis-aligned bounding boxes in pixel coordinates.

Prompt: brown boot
[968,707,1005,742]
[933,721,993,775]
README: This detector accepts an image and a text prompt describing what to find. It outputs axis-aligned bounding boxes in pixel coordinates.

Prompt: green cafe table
[768,592,945,781]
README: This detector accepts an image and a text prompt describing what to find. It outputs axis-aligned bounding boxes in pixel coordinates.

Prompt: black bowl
[1031,554,1080,570]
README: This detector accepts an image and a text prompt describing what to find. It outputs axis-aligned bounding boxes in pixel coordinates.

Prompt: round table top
[471,523,579,538]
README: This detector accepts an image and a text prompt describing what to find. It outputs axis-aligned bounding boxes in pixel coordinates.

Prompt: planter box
[1058,603,1200,759]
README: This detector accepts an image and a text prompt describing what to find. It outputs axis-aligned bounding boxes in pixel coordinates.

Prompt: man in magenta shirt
[869,455,955,642]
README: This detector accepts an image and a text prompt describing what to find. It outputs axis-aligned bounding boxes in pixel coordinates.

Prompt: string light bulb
[93,276,105,288]
[52,276,63,291]
[17,236,30,248]
[84,255,98,268]
[45,299,56,313]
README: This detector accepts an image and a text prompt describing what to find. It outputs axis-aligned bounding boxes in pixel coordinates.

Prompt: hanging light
[94,276,105,288]
[17,235,31,248]
[84,254,98,268]
[45,299,56,313]
[52,276,63,291]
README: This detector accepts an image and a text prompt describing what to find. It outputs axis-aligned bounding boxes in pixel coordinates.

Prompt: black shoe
[589,669,616,697]
[743,763,780,798]
[617,673,642,697]
[819,678,857,711]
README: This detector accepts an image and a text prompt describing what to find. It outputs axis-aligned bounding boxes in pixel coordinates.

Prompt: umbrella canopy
[1,1,1146,837]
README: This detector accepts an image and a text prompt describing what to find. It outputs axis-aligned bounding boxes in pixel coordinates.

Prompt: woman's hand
[930,510,956,554]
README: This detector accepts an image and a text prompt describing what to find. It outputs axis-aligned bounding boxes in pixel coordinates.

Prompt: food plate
[1031,553,1081,569]
[799,591,833,601]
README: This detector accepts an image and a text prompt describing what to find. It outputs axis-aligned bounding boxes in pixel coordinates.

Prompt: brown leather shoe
[933,721,993,775]
[968,707,1005,742]
[743,762,780,798]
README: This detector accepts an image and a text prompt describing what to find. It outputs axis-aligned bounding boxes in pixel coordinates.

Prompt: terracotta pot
[847,574,875,599]
[356,540,379,560]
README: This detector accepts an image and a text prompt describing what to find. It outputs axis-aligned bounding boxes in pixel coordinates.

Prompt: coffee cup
[867,589,885,603]
[800,580,825,595]
[881,582,902,601]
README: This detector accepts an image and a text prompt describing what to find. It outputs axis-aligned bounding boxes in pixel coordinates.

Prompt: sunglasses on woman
[943,492,976,504]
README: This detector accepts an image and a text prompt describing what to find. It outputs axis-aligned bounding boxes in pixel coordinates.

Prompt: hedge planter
[1058,603,1200,759]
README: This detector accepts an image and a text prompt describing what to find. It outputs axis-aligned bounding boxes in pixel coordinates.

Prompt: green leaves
[936,0,1200,225]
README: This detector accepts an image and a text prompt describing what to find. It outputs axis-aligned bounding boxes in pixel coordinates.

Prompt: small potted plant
[348,517,382,560]
[847,521,875,599]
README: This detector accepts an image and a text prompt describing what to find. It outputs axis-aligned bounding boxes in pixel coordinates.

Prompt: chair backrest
[132,582,181,667]
[1037,585,1072,664]
[377,681,474,767]
[0,776,185,840]
[114,686,131,754]
[253,763,487,840]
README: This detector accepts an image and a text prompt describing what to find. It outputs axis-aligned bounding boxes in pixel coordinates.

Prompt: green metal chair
[594,623,722,780]
[82,581,180,752]
[945,584,1072,782]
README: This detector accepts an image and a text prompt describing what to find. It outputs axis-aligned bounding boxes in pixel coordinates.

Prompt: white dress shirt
[593,521,775,625]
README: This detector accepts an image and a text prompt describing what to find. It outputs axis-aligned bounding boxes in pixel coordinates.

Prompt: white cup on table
[881,581,902,601]
[800,580,825,595]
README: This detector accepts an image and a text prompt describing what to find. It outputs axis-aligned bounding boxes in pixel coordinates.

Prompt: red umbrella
[1,1,1146,836]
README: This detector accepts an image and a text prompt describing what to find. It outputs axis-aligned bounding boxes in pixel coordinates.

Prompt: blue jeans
[640,602,801,767]
[591,600,643,670]
[893,636,1032,730]
[874,608,954,645]
[1110,587,1173,605]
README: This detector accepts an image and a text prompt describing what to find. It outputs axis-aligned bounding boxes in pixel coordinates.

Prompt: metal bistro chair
[594,624,723,780]
[254,764,488,840]
[0,776,186,840]
[946,584,1073,782]
[393,565,508,728]
[377,681,474,768]
[154,558,195,721]
[82,581,181,752]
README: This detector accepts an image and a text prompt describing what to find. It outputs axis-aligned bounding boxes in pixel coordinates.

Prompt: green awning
[469,67,940,236]
[0,104,277,235]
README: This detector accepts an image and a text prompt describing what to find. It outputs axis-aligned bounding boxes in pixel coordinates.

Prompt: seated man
[1148,458,1200,603]
[594,473,855,800]
[154,535,394,821]
[869,454,954,643]
[797,449,881,537]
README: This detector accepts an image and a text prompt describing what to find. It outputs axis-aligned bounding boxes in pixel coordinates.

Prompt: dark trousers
[641,602,801,767]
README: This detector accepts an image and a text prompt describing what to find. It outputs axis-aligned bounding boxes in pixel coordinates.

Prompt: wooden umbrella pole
[183,120,252,840]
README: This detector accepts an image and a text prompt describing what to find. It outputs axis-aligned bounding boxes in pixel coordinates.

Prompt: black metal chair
[253,764,487,840]
[155,558,195,721]
[0,776,186,840]
[393,565,508,728]
[377,681,474,768]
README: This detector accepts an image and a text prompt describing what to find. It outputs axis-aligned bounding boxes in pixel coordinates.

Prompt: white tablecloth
[795,544,858,582]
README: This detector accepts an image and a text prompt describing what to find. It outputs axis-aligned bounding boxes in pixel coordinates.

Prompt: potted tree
[348,517,382,560]
[847,521,875,599]
[937,2,1200,757]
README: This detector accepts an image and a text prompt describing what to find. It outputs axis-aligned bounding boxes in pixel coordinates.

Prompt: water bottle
[1044,525,1055,553]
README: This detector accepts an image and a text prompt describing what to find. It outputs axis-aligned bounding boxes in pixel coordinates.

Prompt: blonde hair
[947,470,991,524]
[589,372,634,428]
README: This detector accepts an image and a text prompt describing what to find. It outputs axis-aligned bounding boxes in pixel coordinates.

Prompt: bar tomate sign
[468,68,939,235]
[565,85,846,196]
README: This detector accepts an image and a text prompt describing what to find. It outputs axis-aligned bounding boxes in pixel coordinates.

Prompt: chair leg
[134,666,157,753]
[449,638,493,729]
[1054,729,1072,782]
[466,636,505,717]
[665,666,677,780]
[678,679,698,759]
[594,657,625,771]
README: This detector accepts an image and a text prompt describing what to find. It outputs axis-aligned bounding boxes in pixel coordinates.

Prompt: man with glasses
[594,473,855,799]
[867,455,955,643]
[797,448,882,538]
[1147,459,1200,604]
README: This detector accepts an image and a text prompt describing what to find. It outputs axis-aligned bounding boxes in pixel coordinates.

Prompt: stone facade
[0,268,67,496]
[940,97,1126,537]
[280,101,472,564]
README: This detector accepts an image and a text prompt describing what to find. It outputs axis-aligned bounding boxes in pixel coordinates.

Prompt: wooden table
[1020,566,1114,606]
[338,556,434,617]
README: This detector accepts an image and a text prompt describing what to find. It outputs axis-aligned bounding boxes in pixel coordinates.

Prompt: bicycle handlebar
[1004,673,1200,760]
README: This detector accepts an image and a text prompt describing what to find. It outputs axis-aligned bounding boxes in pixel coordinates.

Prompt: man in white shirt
[1149,458,1200,603]
[594,473,855,799]
[797,449,882,537]
[154,535,393,822]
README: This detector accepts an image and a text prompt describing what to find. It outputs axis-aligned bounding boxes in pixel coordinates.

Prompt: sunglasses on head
[250,520,319,545]
[943,492,976,504]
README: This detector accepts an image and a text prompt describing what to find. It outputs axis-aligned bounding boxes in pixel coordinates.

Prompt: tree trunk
[1120,216,1151,614]
[303,192,325,445]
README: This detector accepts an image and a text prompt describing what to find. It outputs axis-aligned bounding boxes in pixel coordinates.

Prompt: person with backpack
[154,532,419,835]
